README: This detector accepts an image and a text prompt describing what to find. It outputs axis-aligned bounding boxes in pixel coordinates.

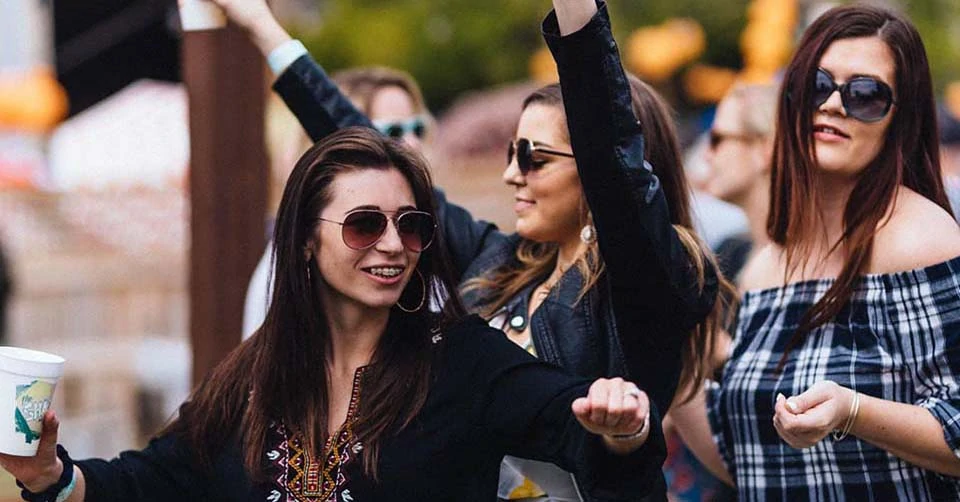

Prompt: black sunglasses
[373,116,428,140]
[318,209,436,252]
[507,138,575,175]
[813,68,895,123]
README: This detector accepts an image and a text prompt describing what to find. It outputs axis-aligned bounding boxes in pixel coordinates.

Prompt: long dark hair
[465,80,735,405]
[170,127,466,479]
[769,5,951,363]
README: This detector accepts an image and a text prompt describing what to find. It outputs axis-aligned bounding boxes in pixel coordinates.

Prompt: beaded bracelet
[16,445,75,502]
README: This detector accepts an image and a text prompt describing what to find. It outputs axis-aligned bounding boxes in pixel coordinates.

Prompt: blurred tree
[291,0,959,114]
[296,0,545,110]
[904,0,960,95]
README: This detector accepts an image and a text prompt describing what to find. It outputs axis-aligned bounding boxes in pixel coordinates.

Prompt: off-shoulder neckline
[741,254,960,300]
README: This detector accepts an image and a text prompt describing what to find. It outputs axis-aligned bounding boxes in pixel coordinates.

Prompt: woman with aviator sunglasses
[243,65,432,337]
[216,0,729,499]
[219,0,730,498]
[0,127,664,501]
[674,5,960,500]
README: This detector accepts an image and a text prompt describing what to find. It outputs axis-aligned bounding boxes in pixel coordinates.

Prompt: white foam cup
[0,347,64,456]
[178,0,227,31]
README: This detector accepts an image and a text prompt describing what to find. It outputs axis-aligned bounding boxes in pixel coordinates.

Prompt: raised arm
[545,0,717,329]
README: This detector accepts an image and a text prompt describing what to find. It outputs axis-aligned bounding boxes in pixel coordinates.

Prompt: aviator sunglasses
[373,116,428,139]
[812,68,896,122]
[507,138,575,175]
[318,209,436,252]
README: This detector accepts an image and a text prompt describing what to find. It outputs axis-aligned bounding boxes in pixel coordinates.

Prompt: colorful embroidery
[266,367,367,502]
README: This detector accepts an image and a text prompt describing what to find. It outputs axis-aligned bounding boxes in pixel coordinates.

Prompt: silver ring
[624,386,642,400]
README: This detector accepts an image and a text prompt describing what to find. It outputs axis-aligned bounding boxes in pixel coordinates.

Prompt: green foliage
[903,0,960,93]
[292,0,959,113]
[296,0,546,110]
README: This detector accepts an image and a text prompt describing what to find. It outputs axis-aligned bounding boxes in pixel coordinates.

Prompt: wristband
[16,445,75,502]
[266,39,308,76]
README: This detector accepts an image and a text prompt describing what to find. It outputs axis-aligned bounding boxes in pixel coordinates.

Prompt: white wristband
[266,39,308,76]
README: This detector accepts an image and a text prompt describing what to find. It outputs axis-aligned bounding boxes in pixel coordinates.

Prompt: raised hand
[573,377,651,451]
[0,411,64,493]
[773,380,856,448]
[553,0,598,36]
[209,0,292,55]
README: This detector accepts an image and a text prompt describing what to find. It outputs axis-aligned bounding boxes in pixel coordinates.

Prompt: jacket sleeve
[433,189,505,281]
[272,54,374,142]
[270,55,506,279]
[541,4,718,347]
[76,434,206,502]
[471,324,666,501]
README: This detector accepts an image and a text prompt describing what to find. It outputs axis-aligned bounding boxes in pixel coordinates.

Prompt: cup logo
[14,380,53,444]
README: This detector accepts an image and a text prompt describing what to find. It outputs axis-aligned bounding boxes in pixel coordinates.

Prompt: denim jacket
[272,3,718,499]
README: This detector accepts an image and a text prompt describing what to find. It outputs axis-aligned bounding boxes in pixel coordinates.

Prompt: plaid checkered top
[709,255,960,501]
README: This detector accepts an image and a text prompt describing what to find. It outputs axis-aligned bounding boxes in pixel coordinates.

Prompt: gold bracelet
[832,390,860,441]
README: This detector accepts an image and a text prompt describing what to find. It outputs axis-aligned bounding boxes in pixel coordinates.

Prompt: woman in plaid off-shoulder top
[670,4,960,501]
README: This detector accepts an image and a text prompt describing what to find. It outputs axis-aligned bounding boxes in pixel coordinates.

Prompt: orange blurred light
[0,67,69,133]
[684,64,738,104]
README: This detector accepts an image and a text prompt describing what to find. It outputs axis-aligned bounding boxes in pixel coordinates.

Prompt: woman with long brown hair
[678,4,960,500]
[0,127,660,501]
[215,0,729,499]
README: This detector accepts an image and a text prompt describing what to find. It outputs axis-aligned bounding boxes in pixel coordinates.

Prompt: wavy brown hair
[465,79,735,405]
[168,127,466,479]
[770,5,951,365]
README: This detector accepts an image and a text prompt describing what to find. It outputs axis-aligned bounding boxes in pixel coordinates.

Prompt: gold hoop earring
[396,269,427,313]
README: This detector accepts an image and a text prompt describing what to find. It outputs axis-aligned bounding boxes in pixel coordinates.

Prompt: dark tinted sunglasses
[507,138,575,175]
[813,68,895,123]
[373,116,428,139]
[318,209,436,252]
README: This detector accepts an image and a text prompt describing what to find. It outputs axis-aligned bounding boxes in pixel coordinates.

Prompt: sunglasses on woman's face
[373,116,428,139]
[813,68,896,123]
[318,209,436,252]
[507,138,575,175]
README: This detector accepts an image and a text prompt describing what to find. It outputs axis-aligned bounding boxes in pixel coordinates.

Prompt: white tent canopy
[48,79,188,191]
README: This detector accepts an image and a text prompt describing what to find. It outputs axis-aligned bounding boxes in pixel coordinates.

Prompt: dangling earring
[305,254,313,282]
[396,269,427,313]
[580,224,596,244]
[579,197,596,244]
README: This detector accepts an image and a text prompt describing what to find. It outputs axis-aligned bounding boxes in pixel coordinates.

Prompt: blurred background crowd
[0,0,959,499]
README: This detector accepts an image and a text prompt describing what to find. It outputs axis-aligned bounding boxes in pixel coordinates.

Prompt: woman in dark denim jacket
[217,0,731,499]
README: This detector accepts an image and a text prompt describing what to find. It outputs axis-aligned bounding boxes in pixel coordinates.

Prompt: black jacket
[273,4,718,499]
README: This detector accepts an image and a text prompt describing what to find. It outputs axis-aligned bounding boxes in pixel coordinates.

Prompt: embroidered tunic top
[76,316,664,501]
[709,256,960,501]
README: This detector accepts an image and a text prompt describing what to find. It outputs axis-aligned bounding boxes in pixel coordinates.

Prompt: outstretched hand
[0,411,64,493]
[573,377,650,446]
[773,380,854,448]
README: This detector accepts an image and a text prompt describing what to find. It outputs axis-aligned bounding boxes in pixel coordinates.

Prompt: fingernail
[785,399,798,413]
[776,393,785,403]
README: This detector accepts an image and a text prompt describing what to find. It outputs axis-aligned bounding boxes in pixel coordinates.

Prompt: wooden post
[182,25,267,385]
